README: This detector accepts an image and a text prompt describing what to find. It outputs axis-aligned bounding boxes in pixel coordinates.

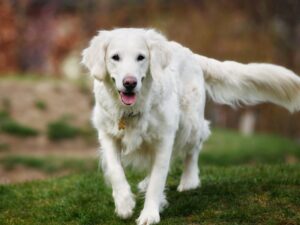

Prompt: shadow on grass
[162,166,300,225]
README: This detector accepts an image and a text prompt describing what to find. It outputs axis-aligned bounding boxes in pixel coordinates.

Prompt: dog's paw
[136,209,160,225]
[113,190,136,219]
[177,175,200,192]
[137,177,149,193]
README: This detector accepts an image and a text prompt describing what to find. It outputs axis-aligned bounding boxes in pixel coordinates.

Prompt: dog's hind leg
[177,120,210,192]
[177,142,202,192]
[138,176,149,193]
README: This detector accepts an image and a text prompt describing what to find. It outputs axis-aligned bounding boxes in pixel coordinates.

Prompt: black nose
[123,76,137,91]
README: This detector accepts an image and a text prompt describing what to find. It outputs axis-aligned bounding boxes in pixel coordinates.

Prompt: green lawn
[1,129,300,225]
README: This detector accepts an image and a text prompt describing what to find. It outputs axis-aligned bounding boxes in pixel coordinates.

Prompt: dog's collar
[118,111,142,130]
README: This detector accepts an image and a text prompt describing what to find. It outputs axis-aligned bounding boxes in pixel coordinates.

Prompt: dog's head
[81,28,170,106]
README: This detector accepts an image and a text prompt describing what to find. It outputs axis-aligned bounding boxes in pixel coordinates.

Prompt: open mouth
[119,91,137,106]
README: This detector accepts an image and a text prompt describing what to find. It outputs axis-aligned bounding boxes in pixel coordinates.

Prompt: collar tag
[118,118,126,130]
[118,111,141,130]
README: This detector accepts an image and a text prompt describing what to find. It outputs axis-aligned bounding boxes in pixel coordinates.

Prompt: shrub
[0,111,9,120]
[34,100,47,110]
[0,111,39,137]
[47,119,81,140]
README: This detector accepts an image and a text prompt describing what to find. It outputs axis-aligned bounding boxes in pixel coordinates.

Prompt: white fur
[197,55,300,112]
[82,28,300,225]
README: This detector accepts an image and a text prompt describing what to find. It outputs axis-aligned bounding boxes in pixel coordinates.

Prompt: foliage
[0,111,39,137]
[47,118,81,141]
[34,100,47,110]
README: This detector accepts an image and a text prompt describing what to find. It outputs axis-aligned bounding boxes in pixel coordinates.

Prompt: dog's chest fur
[92,72,204,171]
[92,80,174,154]
[93,102,170,170]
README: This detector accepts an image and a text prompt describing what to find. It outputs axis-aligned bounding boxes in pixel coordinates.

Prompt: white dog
[82,28,300,225]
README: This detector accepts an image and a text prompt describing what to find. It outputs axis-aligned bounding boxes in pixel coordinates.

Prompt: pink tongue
[120,92,137,105]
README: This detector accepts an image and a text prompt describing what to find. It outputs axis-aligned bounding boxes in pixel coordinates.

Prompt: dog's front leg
[99,132,135,219]
[136,137,174,225]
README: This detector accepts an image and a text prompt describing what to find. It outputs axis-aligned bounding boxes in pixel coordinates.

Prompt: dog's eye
[112,54,120,61]
[137,54,145,61]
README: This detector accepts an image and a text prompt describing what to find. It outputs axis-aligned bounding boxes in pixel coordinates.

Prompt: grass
[200,128,300,165]
[34,100,47,111]
[0,111,39,137]
[0,129,300,225]
[47,118,81,141]
[0,155,97,174]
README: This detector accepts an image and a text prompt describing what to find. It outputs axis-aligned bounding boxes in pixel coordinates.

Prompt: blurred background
[0,0,299,184]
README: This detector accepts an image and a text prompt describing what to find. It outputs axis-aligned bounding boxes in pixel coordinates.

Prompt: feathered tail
[196,55,300,112]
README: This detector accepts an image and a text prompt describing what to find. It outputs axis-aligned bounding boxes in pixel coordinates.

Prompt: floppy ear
[145,29,170,80]
[81,31,110,81]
